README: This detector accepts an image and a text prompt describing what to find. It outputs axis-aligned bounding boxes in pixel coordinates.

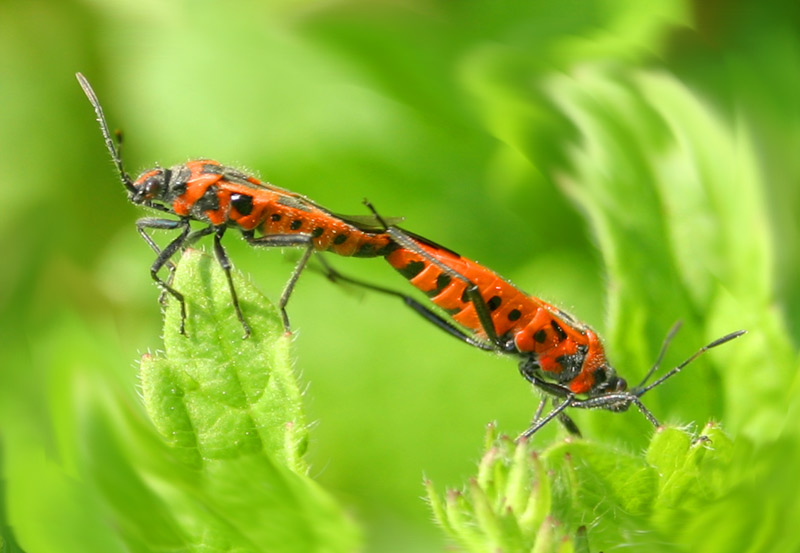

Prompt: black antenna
[632,328,746,397]
[76,73,136,195]
[635,321,684,389]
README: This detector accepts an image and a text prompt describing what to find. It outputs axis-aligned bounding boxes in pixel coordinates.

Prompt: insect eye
[142,176,162,197]
[131,175,164,204]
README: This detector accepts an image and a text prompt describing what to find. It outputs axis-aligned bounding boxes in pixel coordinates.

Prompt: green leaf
[427,424,745,553]
[138,248,359,553]
[427,426,588,553]
[141,248,306,470]
[541,67,793,443]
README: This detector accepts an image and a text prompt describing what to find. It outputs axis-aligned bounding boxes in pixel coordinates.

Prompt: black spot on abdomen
[398,260,425,279]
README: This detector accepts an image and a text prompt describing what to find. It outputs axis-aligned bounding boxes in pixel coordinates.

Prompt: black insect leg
[317,256,495,352]
[529,396,547,427]
[136,217,192,334]
[184,225,216,249]
[212,226,252,338]
[277,244,314,333]
[517,395,575,441]
[364,201,505,350]
[137,218,179,270]
[557,411,582,437]
[517,366,582,436]
[138,221,215,305]
[569,393,661,427]
[242,232,316,334]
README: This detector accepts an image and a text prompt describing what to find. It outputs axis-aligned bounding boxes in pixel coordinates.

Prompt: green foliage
[137,249,359,552]
[141,249,307,471]
[3,1,800,552]
[0,251,358,553]
[428,423,741,553]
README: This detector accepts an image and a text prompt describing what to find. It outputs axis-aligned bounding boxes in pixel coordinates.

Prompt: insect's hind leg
[317,256,495,352]
[363,201,504,351]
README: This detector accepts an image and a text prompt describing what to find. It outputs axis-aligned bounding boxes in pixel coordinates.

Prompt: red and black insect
[77,73,397,336]
[327,203,745,438]
[77,72,744,438]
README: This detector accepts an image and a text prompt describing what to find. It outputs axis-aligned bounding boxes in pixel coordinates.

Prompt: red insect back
[170,160,229,223]
[385,240,540,337]
[156,159,395,258]
[513,306,611,394]
[386,232,620,397]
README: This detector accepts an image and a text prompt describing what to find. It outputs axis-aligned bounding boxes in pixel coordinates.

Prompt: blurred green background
[1,0,799,551]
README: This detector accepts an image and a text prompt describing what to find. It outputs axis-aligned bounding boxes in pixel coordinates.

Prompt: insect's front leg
[137,220,214,301]
[518,366,582,436]
[136,217,193,334]
[517,393,575,441]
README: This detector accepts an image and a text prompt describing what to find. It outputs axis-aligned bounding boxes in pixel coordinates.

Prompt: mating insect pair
[77,73,744,439]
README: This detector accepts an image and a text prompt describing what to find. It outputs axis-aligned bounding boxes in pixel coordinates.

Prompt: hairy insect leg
[519,368,583,437]
[517,395,575,441]
[364,200,505,350]
[278,244,315,334]
[243,231,316,334]
[140,224,216,305]
[212,226,252,338]
[317,256,495,351]
[569,393,661,427]
[137,217,193,334]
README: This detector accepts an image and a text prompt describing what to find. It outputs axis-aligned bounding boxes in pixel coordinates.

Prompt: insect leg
[242,232,316,333]
[142,224,215,305]
[318,256,495,351]
[364,201,504,349]
[569,393,661,427]
[517,395,575,441]
[184,225,216,249]
[136,217,192,334]
[518,367,582,435]
[212,226,252,338]
[278,244,314,333]
[557,411,582,437]
[531,397,547,423]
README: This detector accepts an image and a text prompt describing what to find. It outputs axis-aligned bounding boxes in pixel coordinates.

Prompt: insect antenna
[76,72,136,195]
[632,328,746,397]
[633,321,684,390]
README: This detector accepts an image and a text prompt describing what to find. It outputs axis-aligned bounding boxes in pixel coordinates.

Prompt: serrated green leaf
[646,426,693,478]
[138,249,359,553]
[149,248,307,470]
[543,440,658,522]
[427,423,759,553]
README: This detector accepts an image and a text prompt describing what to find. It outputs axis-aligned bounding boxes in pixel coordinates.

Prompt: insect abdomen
[385,240,536,339]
